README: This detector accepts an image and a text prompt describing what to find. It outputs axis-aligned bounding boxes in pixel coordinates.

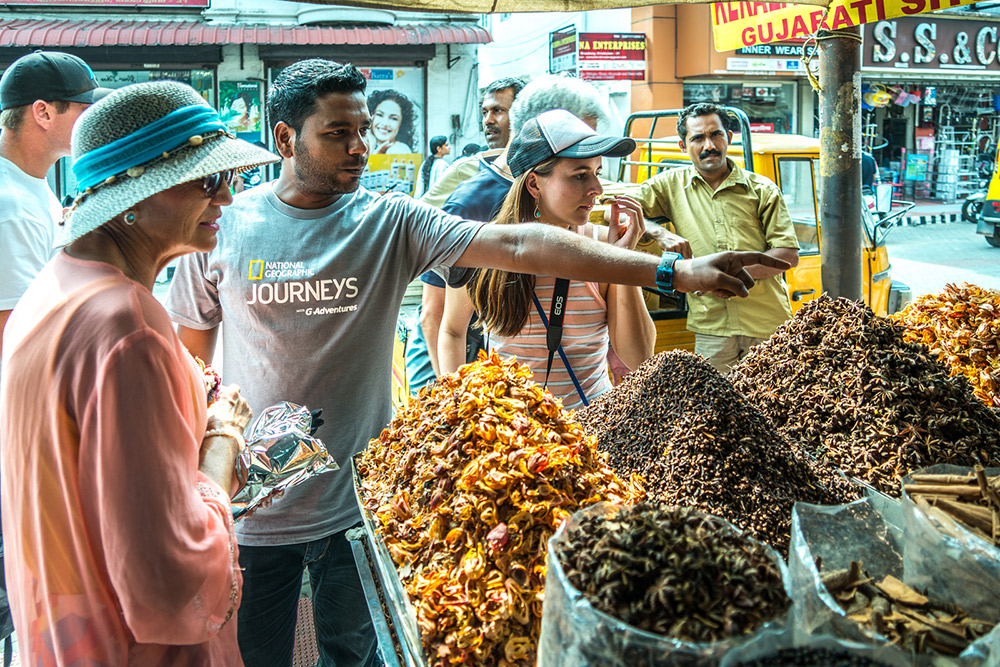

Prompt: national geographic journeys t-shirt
[166,184,483,545]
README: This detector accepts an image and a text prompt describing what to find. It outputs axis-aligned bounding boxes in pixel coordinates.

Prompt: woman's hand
[206,383,252,433]
[606,196,646,251]
[201,384,252,495]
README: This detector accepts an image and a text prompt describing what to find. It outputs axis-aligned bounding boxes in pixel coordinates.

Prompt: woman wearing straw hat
[439,109,657,409]
[0,81,277,665]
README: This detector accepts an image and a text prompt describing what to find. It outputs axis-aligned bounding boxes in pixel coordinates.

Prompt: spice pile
[733,647,891,667]
[891,283,1000,408]
[820,561,995,656]
[554,503,789,643]
[730,297,1000,496]
[904,466,1000,546]
[577,350,857,555]
[357,353,639,666]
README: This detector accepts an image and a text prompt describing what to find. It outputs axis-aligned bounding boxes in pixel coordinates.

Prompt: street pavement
[884,219,1000,298]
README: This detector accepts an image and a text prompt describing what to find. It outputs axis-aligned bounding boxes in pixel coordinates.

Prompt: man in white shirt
[0,51,109,356]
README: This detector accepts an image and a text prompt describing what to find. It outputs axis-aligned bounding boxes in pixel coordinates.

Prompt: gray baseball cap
[0,51,111,111]
[507,108,635,177]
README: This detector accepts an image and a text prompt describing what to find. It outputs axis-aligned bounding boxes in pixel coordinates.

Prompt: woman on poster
[366,88,416,154]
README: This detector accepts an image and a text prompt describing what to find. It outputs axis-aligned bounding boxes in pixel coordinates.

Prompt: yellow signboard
[712,0,979,51]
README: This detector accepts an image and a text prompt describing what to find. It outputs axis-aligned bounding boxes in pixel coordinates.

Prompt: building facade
[0,0,490,199]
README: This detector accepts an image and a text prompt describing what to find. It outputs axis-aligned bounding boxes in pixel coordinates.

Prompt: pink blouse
[0,251,242,666]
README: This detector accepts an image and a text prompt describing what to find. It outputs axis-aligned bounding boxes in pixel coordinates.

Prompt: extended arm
[438,285,478,375]
[455,222,789,299]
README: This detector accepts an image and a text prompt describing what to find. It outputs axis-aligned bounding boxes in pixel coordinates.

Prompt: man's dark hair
[482,77,525,102]
[267,59,367,134]
[677,102,732,142]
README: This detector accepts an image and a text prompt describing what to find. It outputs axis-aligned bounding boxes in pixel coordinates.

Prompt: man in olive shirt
[634,102,799,372]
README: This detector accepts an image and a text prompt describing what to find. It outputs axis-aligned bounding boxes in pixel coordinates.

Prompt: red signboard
[8,0,208,5]
[577,32,646,81]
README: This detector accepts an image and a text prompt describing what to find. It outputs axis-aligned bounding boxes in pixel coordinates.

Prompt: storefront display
[350,284,1000,667]
[683,81,797,133]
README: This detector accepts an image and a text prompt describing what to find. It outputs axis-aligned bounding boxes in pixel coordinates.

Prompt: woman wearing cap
[0,81,277,664]
[438,109,655,409]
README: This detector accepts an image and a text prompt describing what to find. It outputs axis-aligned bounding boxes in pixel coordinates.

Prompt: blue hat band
[73,105,226,190]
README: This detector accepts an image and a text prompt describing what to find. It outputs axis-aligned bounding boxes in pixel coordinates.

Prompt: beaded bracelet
[204,427,246,450]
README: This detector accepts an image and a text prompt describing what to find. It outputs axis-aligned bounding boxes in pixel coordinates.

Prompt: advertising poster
[219,80,264,143]
[550,25,578,75]
[359,67,424,195]
[578,32,647,81]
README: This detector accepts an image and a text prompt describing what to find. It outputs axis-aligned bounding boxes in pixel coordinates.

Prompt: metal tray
[348,456,428,667]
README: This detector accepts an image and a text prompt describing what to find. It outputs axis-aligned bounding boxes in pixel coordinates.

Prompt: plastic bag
[538,503,790,667]
[231,402,339,521]
[901,464,1000,621]
[789,498,1000,665]
[719,627,909,666]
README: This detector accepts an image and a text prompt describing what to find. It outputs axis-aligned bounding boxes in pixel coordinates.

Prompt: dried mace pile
[357,352,639,667]
[555,503,790,643]
[577,350,858,555]
[891,282,1000,408]
[820,561,995,657]
[730,296,1000,497]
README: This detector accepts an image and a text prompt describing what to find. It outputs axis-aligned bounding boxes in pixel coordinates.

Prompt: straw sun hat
[60,80,278,245]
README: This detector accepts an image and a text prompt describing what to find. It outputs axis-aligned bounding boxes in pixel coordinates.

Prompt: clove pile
[904,466,1000,546]
[577,350,858,555]
[820,560,995,657]
[891,282,1000,408]
[732,647,892,667]
[555,503,789,644]
[730,297,1000,497]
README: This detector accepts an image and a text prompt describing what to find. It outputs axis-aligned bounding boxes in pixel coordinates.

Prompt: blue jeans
[237,529,378,667]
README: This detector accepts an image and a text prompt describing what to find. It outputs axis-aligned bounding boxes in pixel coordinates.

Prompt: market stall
[349,284,1000,666]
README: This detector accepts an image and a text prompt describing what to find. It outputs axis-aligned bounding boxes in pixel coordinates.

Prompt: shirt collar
[685,159,748,191]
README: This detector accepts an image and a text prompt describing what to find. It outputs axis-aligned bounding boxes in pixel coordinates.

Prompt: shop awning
[0,18,492,48]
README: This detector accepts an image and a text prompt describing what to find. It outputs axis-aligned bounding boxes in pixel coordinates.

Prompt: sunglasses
[201,170,235,198]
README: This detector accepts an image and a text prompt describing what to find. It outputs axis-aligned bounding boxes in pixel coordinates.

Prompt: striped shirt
[488,226,611,410]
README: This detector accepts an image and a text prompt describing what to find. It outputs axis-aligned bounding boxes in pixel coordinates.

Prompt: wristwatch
[655,252,682,292]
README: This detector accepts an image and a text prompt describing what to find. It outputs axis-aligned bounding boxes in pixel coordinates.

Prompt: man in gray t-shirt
[167,59,790,667]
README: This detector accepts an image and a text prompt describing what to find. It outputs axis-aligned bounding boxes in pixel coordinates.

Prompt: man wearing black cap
[0,51,110,357]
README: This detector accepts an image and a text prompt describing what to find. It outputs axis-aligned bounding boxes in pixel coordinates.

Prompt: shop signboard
[726,57,802,72]
[358,67,424,195]
[577,32,647,81]
[863,18,1000,74]
[549,25,578,75]
[711,0,980,52]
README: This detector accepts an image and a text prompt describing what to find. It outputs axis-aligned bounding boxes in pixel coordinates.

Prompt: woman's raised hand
[207,384,253,433]
[606,195,646,251]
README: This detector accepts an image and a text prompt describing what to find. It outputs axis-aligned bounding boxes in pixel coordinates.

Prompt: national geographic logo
[247,260,314,280]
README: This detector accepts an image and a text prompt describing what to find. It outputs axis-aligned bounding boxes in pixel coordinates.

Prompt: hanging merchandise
[924,87,937,105]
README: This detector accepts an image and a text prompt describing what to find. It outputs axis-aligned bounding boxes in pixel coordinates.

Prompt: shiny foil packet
[231,402,339,521]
